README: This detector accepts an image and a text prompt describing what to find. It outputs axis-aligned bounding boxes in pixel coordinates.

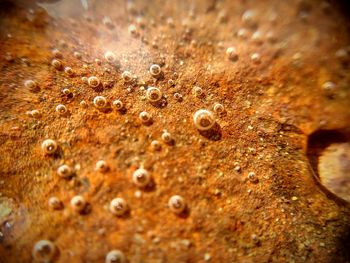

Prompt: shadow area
[199,123,222,141]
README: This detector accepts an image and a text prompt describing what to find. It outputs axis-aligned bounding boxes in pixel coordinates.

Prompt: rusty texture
[0,0,350,262]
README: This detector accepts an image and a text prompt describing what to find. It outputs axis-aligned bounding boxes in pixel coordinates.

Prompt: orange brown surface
[0,0,350,262]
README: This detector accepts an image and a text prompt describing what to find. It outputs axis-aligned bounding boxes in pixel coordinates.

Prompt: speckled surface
[0,0,350,262]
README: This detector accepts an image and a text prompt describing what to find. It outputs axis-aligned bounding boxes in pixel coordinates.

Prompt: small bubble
[128,24,138,36]
[322,81,336,91]
[146,87,162,103]
[132,168,151,188]
[248,172,258,183]
[112,100,124,111]
[213,103,225,114]
[57,164,73,178]
[58,40,67,48]
[242,10,257,27]
[109,198,128,216]
[149,64,161,77]
[32,240,57,262]
[174,92,183,101]
[73,51,82,59]
[226,47,238,61]
[161,131,173,144]
[192,86,203,97]
[95,58,102,65]
[122,71,133,83]
[93,96,107,109]
[168,79,175,86]
[150,140,161,151]
[104,51,117,64]
[80,100,88,108]
[24,80,37,90]
[41,139,58,155]
[62,88,71,95]
[51,59,63,70]
[251,53,261,64]
[166,17,174,27]
[218,10,227,23]
[139,111,152,124]
[88,76,100,88]
[136,16,145,28]
[105,250,126,263]
[237,28,249,39]
[48,197,63,210]
[335,48,348,59]
[95,160,109,173]
[30,109,41,118]
[52,49,62,58]
[168,195,186,214]
[193,109,215,131]
[251,31,263,44]
[204,253,211,261]
[55,104,67,115]
[266,31,277,43]
[70,195,86,213]
[103,16,114,29]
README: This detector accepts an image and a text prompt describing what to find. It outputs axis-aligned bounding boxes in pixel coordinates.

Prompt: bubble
[251,53,261,64]
[62,88,71,95]
[174,93,183,101]
[55,104,67,115]
[30,109,41,118]
[151,140,161,151]
[139,111,152,124]
[88,76,100,88]
[237,28,248,39]
[105,250,126,263]
[251,31,263,44]
[52,49,62,58]
[48,197,63,210]
[51,59,63,70]
[242,10,257,27]
[109,198,128,216]
[248,172,258,183]
[112,100,124,111]
[213,103,225,114]
[128,24,138,36]
[193,109,215,131]
[24,80,37,90]
[104,51,117,63]
[95,160,109,173]
[64,66,74,77]
[121,71,133,83]
[93,96,107,109]
[57,164,73,178]
[70,195,86,213]
[168,195,186,214]
[32,240,57,262]
[192,86,203,97]
[226,47,238,61]
[161,131,173,144]
[74,51,82,59]
[41,139,58,155]
[132,168,151,187]
[149,64,161,77]
[80,100,88,108]
[146,87,162,103]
